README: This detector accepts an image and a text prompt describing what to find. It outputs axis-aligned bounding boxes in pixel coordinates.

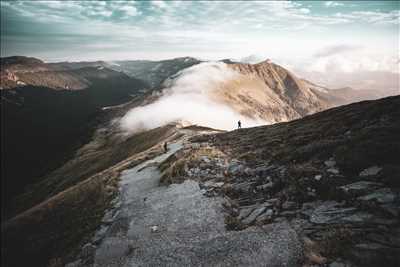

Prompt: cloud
[151,1,168,9]
[1,0,398,68]
[325,2,344,8]
[120,62,266,132]
[313,44,362,58]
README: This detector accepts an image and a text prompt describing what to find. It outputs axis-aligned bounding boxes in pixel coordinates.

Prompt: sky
[1,1,399,75]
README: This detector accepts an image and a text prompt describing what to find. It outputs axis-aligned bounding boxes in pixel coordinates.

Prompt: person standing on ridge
[238,120,242,129]
[164,142,168,152]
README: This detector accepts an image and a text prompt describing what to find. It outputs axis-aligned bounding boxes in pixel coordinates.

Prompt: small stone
[200,156,210,163]
[359,166,382,177]
[203,181,224,188]
[265,198,279,205]
[227,161,244,175]
[93,225,109,244]
[324,158,336,167]
[256,209,274,223]
[150,225,159,233]
[307,191,316,197]
[358,188,396,204]
[242,206,267,225]
[327,168,339,174]
[238,207,256,220]
[314,175,322,181]
[305,201,358,224]
[339,181,383,196]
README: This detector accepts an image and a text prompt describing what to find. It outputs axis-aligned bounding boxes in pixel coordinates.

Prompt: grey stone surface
[324,158,336,167]
[242,206,267,225]
[340,181,383,196]
[90,141,302,267]
[327,168,339,174]
[303,201,358,225]
[359,166,382,177]
[358,188,396,204]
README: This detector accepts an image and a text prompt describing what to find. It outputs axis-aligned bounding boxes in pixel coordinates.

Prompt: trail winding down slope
[68,130,302,267]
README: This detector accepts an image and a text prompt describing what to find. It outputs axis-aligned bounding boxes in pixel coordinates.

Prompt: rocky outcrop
[108,57,201,89]
[0,56,136,90]
[210,60,330,123]
[160,96,400,266]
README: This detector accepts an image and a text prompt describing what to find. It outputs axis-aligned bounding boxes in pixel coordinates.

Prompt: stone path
[83,138,303,267]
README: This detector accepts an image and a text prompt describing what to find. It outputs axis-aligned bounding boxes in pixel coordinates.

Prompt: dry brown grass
[2,125,182,267]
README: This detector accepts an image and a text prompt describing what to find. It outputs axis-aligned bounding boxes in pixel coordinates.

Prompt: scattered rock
[256,209,274,223]
[339,181,383,196]
[200,156,211,163]
[341,212,373,223]
[204,181,224,188]
[102,210,119,225]
[324,158,336,168]
[265,198,280,205]
[327,168,339,174]
[242,206,267,225]
[303,201,358,224]
[314,175,322,181]
[358,188,396,204]
[238,206,256,220]
[93,225,109,244]
[150,225,159,233]
[359,166,382,177]
[227,161,245,175]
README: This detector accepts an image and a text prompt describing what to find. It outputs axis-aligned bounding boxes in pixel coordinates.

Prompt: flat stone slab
[359,166,382,177]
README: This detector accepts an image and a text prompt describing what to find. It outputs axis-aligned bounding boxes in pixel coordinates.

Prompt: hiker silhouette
[164,142,168,152]
[238,120,242,129]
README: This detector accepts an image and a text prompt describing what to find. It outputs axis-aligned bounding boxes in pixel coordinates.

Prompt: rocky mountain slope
[214,60,393,123]
[119,59,390,134]
[2,56,398,267]
[1,58,149,218]
[108,57,201,89]
[161,95,400,266]
[2,96,399,267]
[218,60,330,122]
[1,56,123,90]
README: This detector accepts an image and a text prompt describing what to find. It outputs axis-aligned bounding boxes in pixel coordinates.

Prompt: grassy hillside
[2,124,181,267]
[1,74,147,219]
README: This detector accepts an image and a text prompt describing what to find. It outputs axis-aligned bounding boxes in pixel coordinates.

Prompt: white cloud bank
[120,62,266,132]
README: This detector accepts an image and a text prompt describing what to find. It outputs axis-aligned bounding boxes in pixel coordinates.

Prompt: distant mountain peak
[1,56,44,66]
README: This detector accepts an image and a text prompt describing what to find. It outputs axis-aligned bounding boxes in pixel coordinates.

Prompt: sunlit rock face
[120,60,333,132]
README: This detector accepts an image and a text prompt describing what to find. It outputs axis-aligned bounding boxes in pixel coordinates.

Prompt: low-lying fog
[120,62,266,132]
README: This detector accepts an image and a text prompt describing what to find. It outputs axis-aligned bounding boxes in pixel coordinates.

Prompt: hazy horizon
[1,0,399,92]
